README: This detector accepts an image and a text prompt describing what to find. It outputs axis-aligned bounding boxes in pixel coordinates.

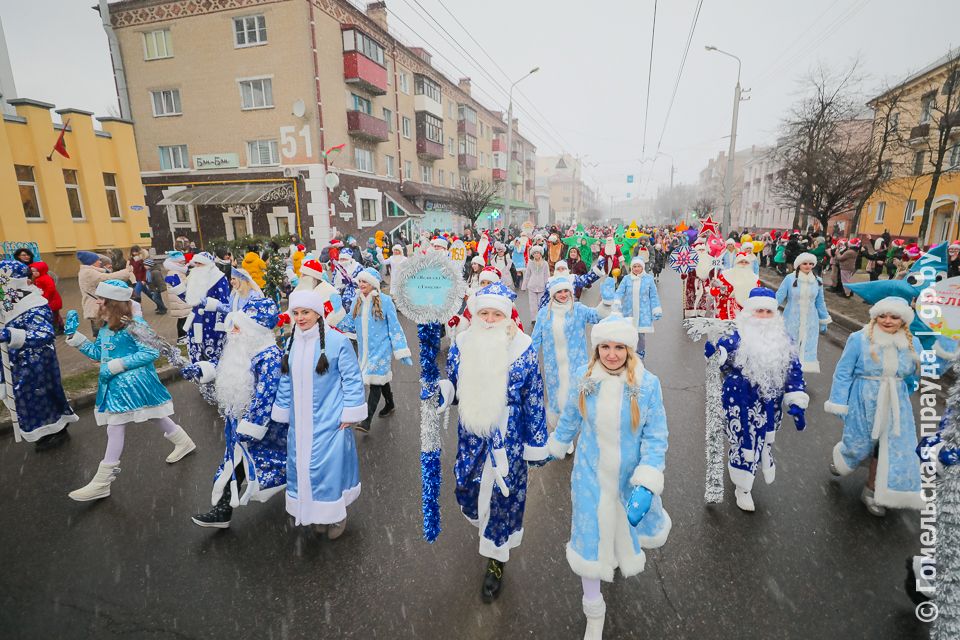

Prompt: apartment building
[536,154,595,226]
[736,147,793,232]
[100,0,536,250]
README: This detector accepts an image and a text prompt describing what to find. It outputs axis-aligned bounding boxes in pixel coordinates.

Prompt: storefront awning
[157,182,292,206]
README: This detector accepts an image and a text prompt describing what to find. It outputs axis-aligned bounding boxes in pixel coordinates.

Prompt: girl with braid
[271,289,367,539]
[826,297,925,517]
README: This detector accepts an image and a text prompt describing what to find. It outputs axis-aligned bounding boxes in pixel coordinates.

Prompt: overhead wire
[641,0,658,157]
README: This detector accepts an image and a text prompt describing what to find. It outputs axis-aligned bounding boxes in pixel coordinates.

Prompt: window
[415,75,441,102]
[458,105,477,124]
[104,173,121,220]
[881,159,893,180]
[399,72,410,95]
[874,200,886,224]
[174,205,190,223]
[458,134,477,156]
[383,107,394,133]
[422,113,443,144]
[386,199,405,217]
[386,60,392,86]
[16,165,41,220]
[384,155,395,178]
[360,198,377,222]
[921,93,935,124]
[420,164,433,183]
[358,33,384,65]
[438,169,445,186]
[889,111,899,132]
[238,77,273,110]
[479,122,484,138]
[448,100,456,118]
[448,137,454,157]
[247,139,279,166]
[913,151,925,176]
[159,145,189,171]
[404,160,413,179]
[63,169,83,220]
[950,143,960,169]
[151,89,181,116]
[352,93,372,115]
[234,15,267,47]
[355,147,374,173]
[480,152,486,167]
[904,199,918,224]
[143,29,172,60]
[402,116,411,139]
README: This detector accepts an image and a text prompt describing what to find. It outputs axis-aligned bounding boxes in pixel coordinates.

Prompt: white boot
[582,596,605,640]
[69,462,120,502]
[735,488,755,512]
[861,487,886,517]
[164,426,196,463]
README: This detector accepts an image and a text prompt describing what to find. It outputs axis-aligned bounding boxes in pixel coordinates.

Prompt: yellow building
[0,98,150,276]
[860,52,960,244]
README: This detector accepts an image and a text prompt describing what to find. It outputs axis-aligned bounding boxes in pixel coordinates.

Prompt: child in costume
[65,280,196,501]
[520,246,550,327]
[776,252,831,373]
[615,257,662,359]
[547,311,670,640]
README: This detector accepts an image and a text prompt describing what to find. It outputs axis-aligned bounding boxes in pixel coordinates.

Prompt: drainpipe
[98,0,130,120]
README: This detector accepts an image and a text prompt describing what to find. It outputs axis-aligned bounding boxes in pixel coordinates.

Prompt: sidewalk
[758,266,872,334]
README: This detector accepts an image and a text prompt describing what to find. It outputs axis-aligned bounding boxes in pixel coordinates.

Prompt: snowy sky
[3,0,959,204]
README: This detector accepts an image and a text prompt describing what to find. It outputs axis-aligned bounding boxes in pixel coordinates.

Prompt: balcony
[511,167,522,185]
[941,110,960,129]
[459,153,478,170]
[416,136,444,160]
[458,119,476,136]
[492,168,506,182]
[347,110,389,143]
[343,51,388,96]
[525,179,534,190]
[491,138,504,152]
[909,122,930,141]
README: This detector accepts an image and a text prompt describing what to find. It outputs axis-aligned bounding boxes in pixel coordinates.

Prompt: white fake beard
[457,319,511,438]
[214,328,275,419]
[694,248,713,279]
[726,266,757,305]
[185,264,221,307]
[604,239,616,256]
[734,314,796,401]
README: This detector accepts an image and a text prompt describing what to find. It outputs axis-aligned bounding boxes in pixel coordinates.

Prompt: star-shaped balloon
[562,224,599,268]
[613,224,637,258]
[698,215,720,237]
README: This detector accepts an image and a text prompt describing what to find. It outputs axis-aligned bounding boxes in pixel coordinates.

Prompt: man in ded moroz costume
[184,252,231,364]
[681,239,719,318]
[439,281,549,603]
[705,287,808,512]
[711,251,761,320]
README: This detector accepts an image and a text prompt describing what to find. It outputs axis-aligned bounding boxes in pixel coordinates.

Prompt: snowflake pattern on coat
[776,273,831,372]
[616,273,662,333]
[352,292,410,384]
[531,302,600,418]
[537,269,603,310]
[187,276,230,364]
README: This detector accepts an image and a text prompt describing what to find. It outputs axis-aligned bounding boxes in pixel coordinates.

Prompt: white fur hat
[356,267,382,289]
[741,287,778,315]
[95,279,133,302]
[479,266,501,284]
[529,245,544,255]
[869,296,915,325]
[554,260,569,272]
[289,289,326,315]
[793,252,817,269]
[468,282,515,317]
[471,255,485,266]
[591,312,637,347]
[630,256,646,267]
[548,276,574,297]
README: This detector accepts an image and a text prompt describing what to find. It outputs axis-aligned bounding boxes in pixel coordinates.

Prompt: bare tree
[692,196,716,219]
[452,178,499,232]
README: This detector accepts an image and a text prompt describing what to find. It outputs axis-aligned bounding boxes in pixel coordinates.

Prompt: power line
[653,0,703,157]
[641,0,658,157]
[753,0,841,82]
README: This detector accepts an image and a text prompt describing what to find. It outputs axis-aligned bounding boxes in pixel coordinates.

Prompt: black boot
[191,485,233,529]
[378,384,395,417]
[481,559,505,603]
[354,418,371,433]
[35,429,71,452]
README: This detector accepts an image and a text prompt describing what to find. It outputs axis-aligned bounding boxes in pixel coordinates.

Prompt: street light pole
[706,46,742,234]
[503,67,539,229]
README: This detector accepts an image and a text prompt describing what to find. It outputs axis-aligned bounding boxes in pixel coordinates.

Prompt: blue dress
[537,266,604,310]
[1,294,77,441]
[776,273,831,373]
[616,273,662,333]
[271,324,367,525]
[531,302,600,422]
[549,362,670,581]
[351,292,411,384]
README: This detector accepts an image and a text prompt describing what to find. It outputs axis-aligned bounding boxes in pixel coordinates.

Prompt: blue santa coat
[75,317,174,426]
[351,291,411,384]
[716,331,807,490]
[776,273,831,373]
[827,329,924,510]
[616,273,662,333]
[1,295,77,441]
[447,332,549,562]
[537,267,603,310]
[272,325,367,525]
[549,362,670,582]
[186,273,230,364]
[334,260,365,317]
[211,345,288,507]
[531,302,600,420]
[511,245,527,271]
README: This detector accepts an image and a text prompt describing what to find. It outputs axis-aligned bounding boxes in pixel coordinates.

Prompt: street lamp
[503,67,539,229]
[705,45,742,234]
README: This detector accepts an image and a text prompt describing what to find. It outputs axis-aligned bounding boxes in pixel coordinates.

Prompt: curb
[756,276,866,350]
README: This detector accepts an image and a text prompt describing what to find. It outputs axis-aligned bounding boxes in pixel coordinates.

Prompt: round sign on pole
[449,238,466,267]
[392,250,466,324]
[324,172,340,190]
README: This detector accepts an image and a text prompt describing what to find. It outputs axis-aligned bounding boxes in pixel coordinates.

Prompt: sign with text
[920,276,960,338]
[392,250,466,324]
[280,124,314,165]
[194,153,239,170]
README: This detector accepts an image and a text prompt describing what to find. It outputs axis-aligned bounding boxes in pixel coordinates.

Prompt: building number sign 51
[280,125,313,164]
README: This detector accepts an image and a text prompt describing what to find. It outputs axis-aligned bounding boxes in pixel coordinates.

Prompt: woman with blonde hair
[826,296,924,516]
[547,310,670,640]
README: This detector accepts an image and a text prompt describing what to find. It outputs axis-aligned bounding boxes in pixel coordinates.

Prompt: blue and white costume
[185,253,230,364]
[272,289,368,526]
[826,297,924,510]
[537,258,605,311]
[351,268,412,384]
[333,250,365,318]
[0,261,77,441]
[216,266,263,315]
[615,262,662,334]
[532,277,600,425]
[776,255,831,373]
[547,312,670,580]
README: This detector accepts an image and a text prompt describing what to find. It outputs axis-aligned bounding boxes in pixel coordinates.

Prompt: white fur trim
[824,401,848,416]
[547,432,571,459]
[437,379,456,414]
[196,360,217,384]
[820,317,833,325]
[782,391,809,410]
[549,277,575,296]
[357,270,381,288]
[523,444,549,462]
[362,372,393,385]
[637,508,672,549]
[169,282,186,295]
[869,297,915,325]
[270,405,290,423]
[285,482,361,525]
[341,403,368,424]
[743,295,778,314]
[468,294,512,317]
[591,317,637,348]
[831,443,854,476]
[935,341,960,362]
[237,419,268,441]
[289,289,326,315]
[65,332,89,347]
[393,347,412,360]
[95,280,132,301]
[204,297,220,312]
[793,252,817,268]
[95,401,175,426]
[651,306,662,317]
[18,412,79,442]
[7,328,25,349]
[106,358,126,375]
[800,361,821,374]
[630,464,664,495]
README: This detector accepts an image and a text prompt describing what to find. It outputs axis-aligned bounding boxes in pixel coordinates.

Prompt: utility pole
[503,67,539,228]
[706,46,743,233]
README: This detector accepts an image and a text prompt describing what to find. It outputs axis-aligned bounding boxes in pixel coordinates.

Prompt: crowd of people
[2,218,959,639]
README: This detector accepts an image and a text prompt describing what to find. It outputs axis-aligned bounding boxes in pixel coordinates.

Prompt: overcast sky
[3,0,959,204]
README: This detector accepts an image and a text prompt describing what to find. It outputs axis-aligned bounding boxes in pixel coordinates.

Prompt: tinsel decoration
[683,317,736,504]
[262,252,287,303]
[126,320,221,414]
[0,270,21,441]
[390,250,467,326]
[418,322,443,541]
[934,360,960,639]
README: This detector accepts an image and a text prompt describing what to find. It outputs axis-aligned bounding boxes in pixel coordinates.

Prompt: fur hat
[630,256,646,267]
[357,267,382,289]
[591,310,637,347]
[554,260,569,272]
[479,266,501,284]
[793,252,817,268]
[741,287,778,314]
[471,256,485,267]
[430,237,449,250]
[869,296,915,325]
[95,279,133,302]
[468,281,516,317]
[339,248,354,260]
[548,276,574,297]
[289,289,327,315]
[228,297,279,334]
[529,245,544,255]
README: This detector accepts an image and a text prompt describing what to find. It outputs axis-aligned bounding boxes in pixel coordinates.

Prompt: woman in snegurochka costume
[271,288,367,539]
[349,267,412,433]
[826,296,925,517]
[614,256,662,359]
[64,280,196,501]
[775,252,832,373]
[547,310,670,640]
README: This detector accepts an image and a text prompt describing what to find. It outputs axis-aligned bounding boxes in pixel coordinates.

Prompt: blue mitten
[704,341,717,359]
[0,329,9,344]
[820,324,828,334]
[65,310,80,336]
[939,446,960,468]
[787,404,806,431]
[181,364,201,381]
[400,357,414,366]
[627,485,654,527]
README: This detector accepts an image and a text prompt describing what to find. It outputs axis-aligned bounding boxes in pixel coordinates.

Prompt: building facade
[0,99,149,276]
[102,0,536,251]
[736,147,794,232]
[536,154,595,227]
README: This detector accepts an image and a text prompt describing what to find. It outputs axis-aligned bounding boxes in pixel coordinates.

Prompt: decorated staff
[676,240,717,318]
[391,250,467,542]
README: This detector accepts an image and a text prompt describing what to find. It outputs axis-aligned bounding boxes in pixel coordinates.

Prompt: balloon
[676,221,689,232]
[706,235,725,257]
[740,233,753,243]
[685,228,699,243]
[611,268,621,278]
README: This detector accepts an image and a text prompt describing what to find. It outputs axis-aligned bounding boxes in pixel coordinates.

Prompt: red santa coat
[681,249,719,318]
[711,266,761,320]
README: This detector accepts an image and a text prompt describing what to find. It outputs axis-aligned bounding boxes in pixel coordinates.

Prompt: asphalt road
[0,271,933,639]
